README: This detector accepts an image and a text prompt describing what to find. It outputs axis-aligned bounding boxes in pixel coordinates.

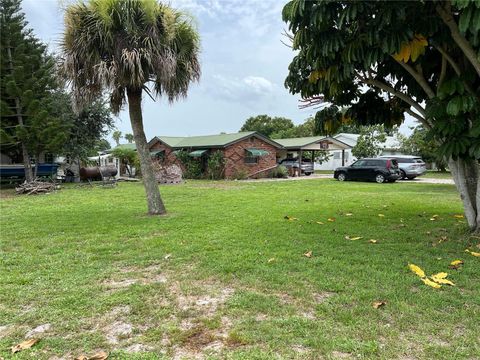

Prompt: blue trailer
[0,163,59,181]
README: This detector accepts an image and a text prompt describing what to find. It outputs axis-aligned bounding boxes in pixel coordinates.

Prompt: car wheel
[400,170,406,179]
[375,173,386,183]
[337,172,347,181]
[304,172,312,176]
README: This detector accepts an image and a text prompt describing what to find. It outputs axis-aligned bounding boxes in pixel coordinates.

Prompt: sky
[22,0,416,145]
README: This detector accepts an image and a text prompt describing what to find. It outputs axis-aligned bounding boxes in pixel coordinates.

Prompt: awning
[246,148,269,157]
[189,149,208,157]
[150,150,165,157]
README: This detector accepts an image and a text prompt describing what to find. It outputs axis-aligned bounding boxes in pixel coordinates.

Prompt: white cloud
[243,76,274,93]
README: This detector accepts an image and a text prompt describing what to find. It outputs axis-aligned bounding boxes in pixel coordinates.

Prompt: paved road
[247,174,454,185]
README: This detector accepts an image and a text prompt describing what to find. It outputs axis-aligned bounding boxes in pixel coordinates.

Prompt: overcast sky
[23,0,416,144]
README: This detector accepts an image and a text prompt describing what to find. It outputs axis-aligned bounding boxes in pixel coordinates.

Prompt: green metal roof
[246,148,269,156]
[175,132,256,148]
[189,149,208,157]
[156,136,186,147]
[274,136,326,149]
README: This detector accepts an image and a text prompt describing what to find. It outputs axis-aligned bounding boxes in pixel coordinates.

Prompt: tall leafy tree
[283,0,480,232]
[240,115,295,138]
[124,133,134,144]
[351,126,388,159]
[1,0,58,181]
[112,130,122,146]
[61,0,201,215]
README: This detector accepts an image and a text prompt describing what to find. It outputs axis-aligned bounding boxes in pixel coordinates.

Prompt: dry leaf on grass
[11,339,38,353]
[345,213,353,216]
[422,277,442,289]
[345,236,362,241]
[449,260,464,269]
[303,251,312,258]
[431,272,455,286]
[327,217,336,222]
[368,239,378,244]
[284,215,298,221]
[75,351,108,360]
[372,301,386,309]
[465,249,480,257]
[267,258,275,263]
[164,254,172,260]
[316,221,324,225]
[408,264,426,278]
[453,214,464,219]
[378,214,385,217]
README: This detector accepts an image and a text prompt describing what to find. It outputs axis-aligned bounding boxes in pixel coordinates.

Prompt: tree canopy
[282,0,480,231]
[240,114,315,139]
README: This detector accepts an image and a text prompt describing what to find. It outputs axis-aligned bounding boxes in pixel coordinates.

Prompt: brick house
[148,132,283,179]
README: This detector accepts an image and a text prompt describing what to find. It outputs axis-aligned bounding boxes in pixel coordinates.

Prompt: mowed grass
[0,179,479,359]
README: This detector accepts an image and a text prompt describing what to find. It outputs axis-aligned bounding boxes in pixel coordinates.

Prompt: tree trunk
[6,45,33,182]
[126,88,166,215]
[449,158,480,233]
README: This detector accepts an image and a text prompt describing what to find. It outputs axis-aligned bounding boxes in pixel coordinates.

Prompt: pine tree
[1,0,59,181]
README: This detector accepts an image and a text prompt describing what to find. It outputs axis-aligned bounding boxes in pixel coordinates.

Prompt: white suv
[379,155,427,180]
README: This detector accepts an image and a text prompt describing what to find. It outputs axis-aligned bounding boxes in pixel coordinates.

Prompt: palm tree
[112,130,122,146]
[124,133,134,143]
[60,0,200,215]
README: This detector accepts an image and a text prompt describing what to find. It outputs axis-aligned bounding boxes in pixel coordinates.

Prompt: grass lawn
[422,171,452,179]
[1,179,479,359]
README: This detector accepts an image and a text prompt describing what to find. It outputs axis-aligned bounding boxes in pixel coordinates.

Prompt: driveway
[247,173,454,185]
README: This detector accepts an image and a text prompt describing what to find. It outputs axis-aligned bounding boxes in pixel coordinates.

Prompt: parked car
[334,158,401,183]
[278,158,314,175]
[379,155,427,180]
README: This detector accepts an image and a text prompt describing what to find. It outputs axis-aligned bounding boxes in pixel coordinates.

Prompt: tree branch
[438,54,447,91]
[356,72,427,117]
[436,1,480,78]
[392,57,436,98]
[405,108,430,129]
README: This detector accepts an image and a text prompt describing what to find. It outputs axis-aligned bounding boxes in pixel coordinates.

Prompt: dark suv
[334,158,401,183]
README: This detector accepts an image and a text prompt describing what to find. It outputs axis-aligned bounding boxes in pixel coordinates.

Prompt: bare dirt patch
[25,323,51,338]
[331,350,353,358]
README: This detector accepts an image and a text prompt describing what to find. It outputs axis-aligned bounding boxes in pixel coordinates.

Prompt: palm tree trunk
[126,88,166,215]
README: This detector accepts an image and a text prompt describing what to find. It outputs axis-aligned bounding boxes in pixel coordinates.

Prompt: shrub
[175,150,203,179]
[271,165,288,178]
[206,151,225,180]
[231,168,249,180]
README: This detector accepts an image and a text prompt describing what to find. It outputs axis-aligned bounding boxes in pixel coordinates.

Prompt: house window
[333,152,341,159]
[244,154,258,164]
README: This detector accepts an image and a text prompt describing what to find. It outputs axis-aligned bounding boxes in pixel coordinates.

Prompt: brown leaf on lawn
[11,339,39,353]
[421,277,442,289]
[327,217,336,222]
[284,215,298,221]
[303,250,312,258]
[408,263,426,278]
[465,249,480,257]
[372,301,386,309]
[75,352,108,360]
[368,239,378,244]
[345,235,362,241]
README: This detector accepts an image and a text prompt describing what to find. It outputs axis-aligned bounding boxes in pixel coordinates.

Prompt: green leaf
[446,97,463,116]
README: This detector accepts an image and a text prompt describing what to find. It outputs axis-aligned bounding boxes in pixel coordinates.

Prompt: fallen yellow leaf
[316,221,324,225]
[11,339,38,354]
[327,217,336,222]
[378,214,385,217]
[345,236,362,241]
[431,277,455,286]
[431,272,448,279]
[432,214,439,218]
[408,264,426,278]
[267,258,275,263]
[422,277,442,289]
[284,215,298,221]
[465,249,480,257]
[368,239,378,244]
[372,300,386,309]
[453,214,464,219]
[304,250,312,258]
[450,260,463,266]
[345,213,353,216]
